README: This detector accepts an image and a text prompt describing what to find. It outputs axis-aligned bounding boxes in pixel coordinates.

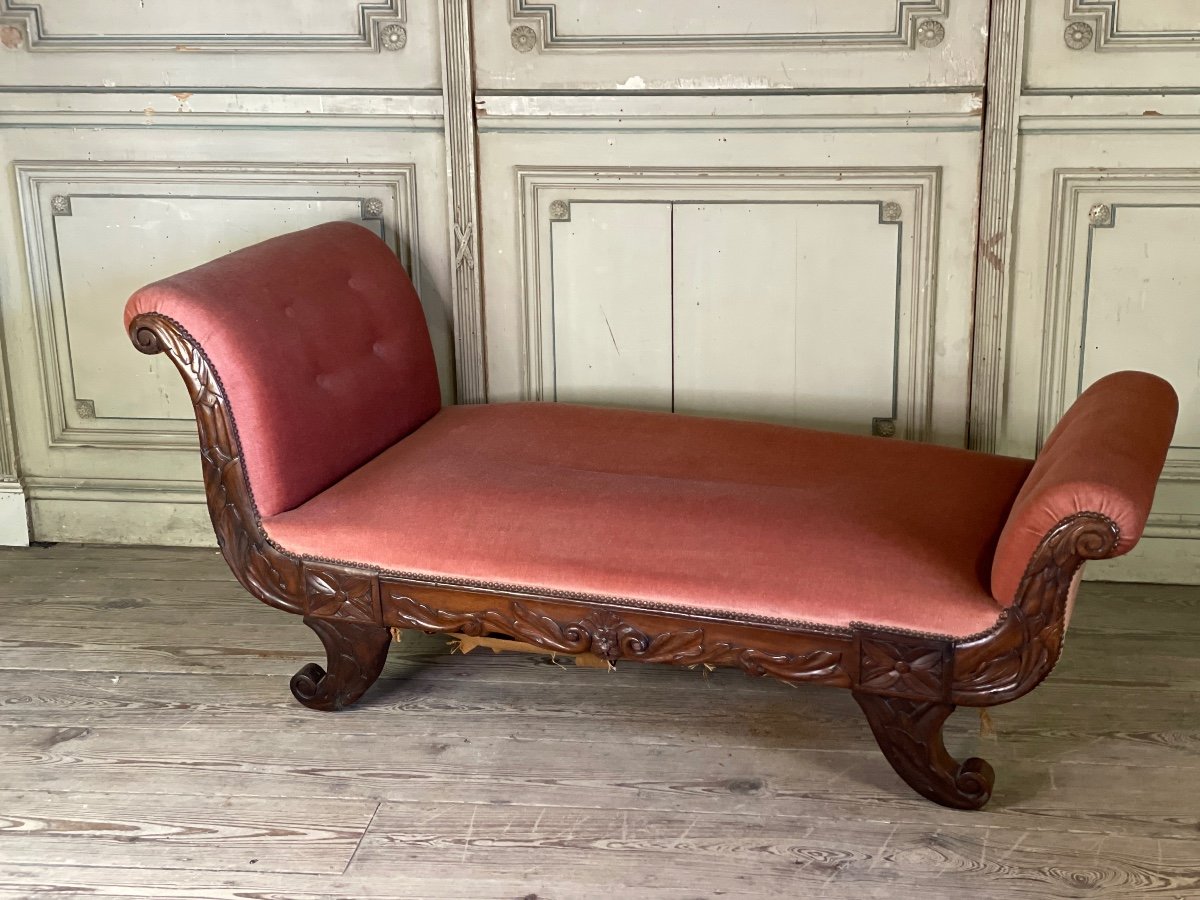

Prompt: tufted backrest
[124,222,441,518]
[990,371,1177,604]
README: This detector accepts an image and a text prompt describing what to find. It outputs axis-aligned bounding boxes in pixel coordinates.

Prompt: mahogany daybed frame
[124,222,1178,810]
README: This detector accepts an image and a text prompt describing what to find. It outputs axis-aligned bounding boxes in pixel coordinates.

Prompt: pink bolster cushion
[991,371,1178,604]
[124,221,441,517]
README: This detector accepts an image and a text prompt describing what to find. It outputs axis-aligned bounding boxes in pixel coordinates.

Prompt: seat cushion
[263,404,1033,638]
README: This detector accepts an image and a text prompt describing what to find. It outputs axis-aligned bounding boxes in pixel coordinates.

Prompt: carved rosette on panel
[857,633,949,700]
[130,314,307,615]
[1088,203,1113,227]
[384,591,845,683]
[915,19,946,48]
[548,199,571,221]
[378,21,407,51]
[952,512,1120,705]
[871,417,897,438]
[305,563,380,621]
[1063,20,1095,50]
[510,24,538,53]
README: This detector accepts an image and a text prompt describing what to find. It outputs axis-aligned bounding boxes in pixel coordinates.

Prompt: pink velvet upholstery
[991,371,1178,604]
[124,222,441,517]
[265,403,1033,638]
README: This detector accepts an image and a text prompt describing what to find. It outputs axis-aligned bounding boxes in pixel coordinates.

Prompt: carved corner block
[915,19,946,48]
[855,630,951,701]
[1064,20,1095,50]
[304,563,381,623]
[378,22,407,51]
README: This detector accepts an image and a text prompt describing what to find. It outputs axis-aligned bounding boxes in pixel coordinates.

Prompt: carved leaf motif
[384,591,843,685]
[737,648,842,681]
[855,693,994,810]
[952,513,1119,705]
[290,618,391,712]
[129,314,307,615]
[636,628,708,664]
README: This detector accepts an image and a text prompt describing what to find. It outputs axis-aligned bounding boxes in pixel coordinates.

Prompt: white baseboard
[29,498,216,547]
[0,481,30,546]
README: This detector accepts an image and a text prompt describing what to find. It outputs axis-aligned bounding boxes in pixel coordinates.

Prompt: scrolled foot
[854,692,995,810]
[290,617,391,711]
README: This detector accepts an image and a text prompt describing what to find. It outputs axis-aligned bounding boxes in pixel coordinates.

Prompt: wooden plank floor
[1,545,1198,899]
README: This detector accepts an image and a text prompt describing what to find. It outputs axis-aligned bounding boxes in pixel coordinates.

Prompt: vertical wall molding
[969,0,1025,453]
[0,317,30,545]
[0,326,17,480]
[438,0,487,402]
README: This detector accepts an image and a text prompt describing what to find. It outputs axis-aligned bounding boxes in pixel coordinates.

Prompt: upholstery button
[283,305,295,318]
[316,374,332,390]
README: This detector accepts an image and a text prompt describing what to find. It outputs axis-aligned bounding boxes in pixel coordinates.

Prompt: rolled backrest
[124,222,441,517]
[991,371,1178,604]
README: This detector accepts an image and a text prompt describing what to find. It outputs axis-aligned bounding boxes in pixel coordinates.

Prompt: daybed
[124,222,1178,809]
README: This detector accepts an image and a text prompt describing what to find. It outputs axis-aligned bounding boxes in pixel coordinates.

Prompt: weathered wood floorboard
[0,544,1197,898]
[2,722,1197,843]
[1,664,1196,773]
[0,791,376,875]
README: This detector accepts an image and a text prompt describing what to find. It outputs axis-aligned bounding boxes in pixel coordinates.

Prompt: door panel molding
[474,1,986,92]
[15,162,419,451]
[0,1,408,52]
[1066,1,1200,51]
[515,167,941,441]
[1041,170,1200,521]
[507,0,951,51]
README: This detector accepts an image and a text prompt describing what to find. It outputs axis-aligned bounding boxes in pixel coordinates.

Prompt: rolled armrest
[991,371,1178,605]
[124,222,441,518]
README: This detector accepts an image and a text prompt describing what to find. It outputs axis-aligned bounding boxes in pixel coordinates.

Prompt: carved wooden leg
[853,692,995,810]
[290,617,391,712]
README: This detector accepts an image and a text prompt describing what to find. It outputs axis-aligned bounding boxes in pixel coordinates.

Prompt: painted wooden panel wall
[0,0,439,89]
[0,0,452,545]
[478,102,983,445]
[985,0,1200,582]
[1025,0,1200,92]
[2,0,1198,586]
[475,0,985,90]
[0,1,987,544]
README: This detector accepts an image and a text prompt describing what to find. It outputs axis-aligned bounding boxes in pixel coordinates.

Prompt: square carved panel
[305,563,380,622]
[14,162,417,451]
[857,633,948,699]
